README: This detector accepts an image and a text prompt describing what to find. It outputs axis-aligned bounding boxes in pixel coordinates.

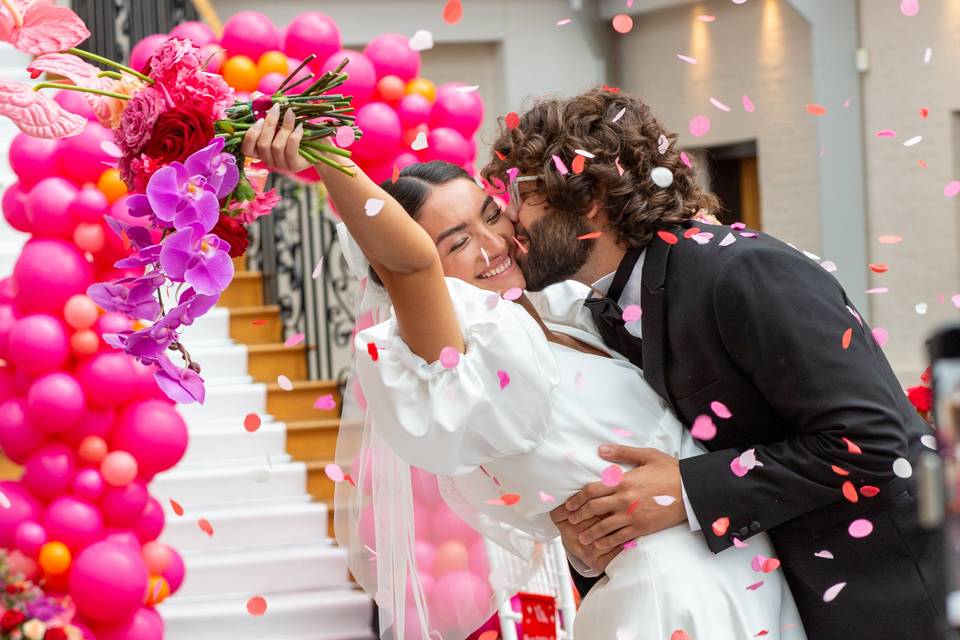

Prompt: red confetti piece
[860,485,880,498]
[577,231,602,240]
[755,631,769,637]
[920,107,929,118]
[831,465,850,476]
[367,342,379,361]
[869,263,888,273]
[169,499,184,516]
[391,164,400,183]
[806,104,827,116]
[243,413,261,433]
[250,319,267,326]
[443,0,462,24]
[627,499,640,515]
[505,111,520,129]
[841,328,853,350]
[246,596,267,616]
[657,230,678,245]
[601,85,621,93]
[198,518,214,536]
[842,437,863,454]
[671,631,691,640]
[571,154,586,174]
[486,494,520,506]
[919,159,928,168]
[712,516,730,536]
[683,226,702,239]
[761,558,781,573]
[478,632,499,640]
[494,149,507,161]
[344,473,357,488]
[842,481,859,503]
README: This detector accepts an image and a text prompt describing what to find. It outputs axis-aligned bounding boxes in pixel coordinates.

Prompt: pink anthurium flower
[0,0,90,55]
[28,52,116,123]
[0,77,85,137]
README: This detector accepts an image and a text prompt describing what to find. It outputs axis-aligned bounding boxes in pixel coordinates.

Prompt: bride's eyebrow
[479,195,495,215]
[436,223,469,244]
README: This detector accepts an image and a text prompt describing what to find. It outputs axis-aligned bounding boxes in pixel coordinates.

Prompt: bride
[243,107,806,639]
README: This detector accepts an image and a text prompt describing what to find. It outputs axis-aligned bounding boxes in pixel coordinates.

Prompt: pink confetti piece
[733,537,749,548]
[284,332,305,347]
[823,582,847,602]
[814,549,834,559]
[719,233,736,247]
[742,95,755,112]
[679,151,692,168]
[621,304,642,323]
[944,181,960,198]
[900,0,919,17]
[731,457,749,477]
[612,14,634,33]
[615,157,625,176]
[485,293,500,310]
[497,370,510,389]
[710,97,731,112]
[820,260,837,272]
[574,371,585,390]
[623,539,638,549]
[314,394,337,410]
[691,232,714,245]
[953,294,960,309]
[698,14,716,22]
[551,154,569,175]
[335,125,355,148]
[746,581,765,591]
[710,401,732,419]
[875,129,896,138]
[439,347,460,369]
[503,287,522,301]
[740,232,758,238]
[677,54,698,64]
[556,18,572,26]
[688,115,711,137]
[312,258,324,280]
[653,495,676,506]
[364,198,385,217]
[872,327,889,347]
[539,491,556,503]
[878,235,902,244]
[277,375,293,391]
[866,288,889,294]
[691,414,717,440]
[325,463,345,483]
[848,518,873,538]
[731,222,746,230]
[601,464,624,487]
[612,428,633,437]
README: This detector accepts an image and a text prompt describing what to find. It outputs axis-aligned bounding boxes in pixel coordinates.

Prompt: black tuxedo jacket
[579,223,949,639]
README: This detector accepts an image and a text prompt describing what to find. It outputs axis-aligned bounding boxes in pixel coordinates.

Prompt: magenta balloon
[199,44,226,74]
[423,127,471,167]
[257,71,286,95]
[169,20,217,47]
[133,496,165,544]
[2,182,30,233]
[94,606,164,640]
[13,239,94,315]
[43,495,105,551]
[363,33,421,82]
[27,372,86,433]
[0,367,13,401]
[8,314,69,374]
[0,303,15,360]
[22,442,76,500]
[282,57,313,95]
[63,406,115,448]
[68,185,109,224]
[54,89,96,121]
[112,400,188,477]
[0,398,47,464]
[395,152,419,172]
[68,541,149,624]
[352,102,402,159]
[415,540,436,575]
[284,11,341,70]
[397,93,432,129]
[72,468,106,501]
[429,83,485,138]
[76,351,137,408]
[359,157,394,185]
[9,134,60,190]
[58,123,114,186]
[25,177,79,238]
[161,546,185,594]
[0,481,42,547]
[100,481,148,527]
[94,312,131,336]
[321,50,376,105]
[129,34,167,72]
[127,359,160,403]
[221,11,280,60]
[14,521,47,557]
[103,528,141,552]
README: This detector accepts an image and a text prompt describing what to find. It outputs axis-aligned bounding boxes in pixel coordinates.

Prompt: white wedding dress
[355,277,806,640]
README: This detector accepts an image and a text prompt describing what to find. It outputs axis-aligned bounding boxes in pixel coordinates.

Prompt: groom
[482,90,949,638]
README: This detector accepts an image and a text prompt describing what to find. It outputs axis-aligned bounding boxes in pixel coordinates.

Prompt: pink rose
[169,70,234,120]
[147,38,203,85]
[116,85,169,155]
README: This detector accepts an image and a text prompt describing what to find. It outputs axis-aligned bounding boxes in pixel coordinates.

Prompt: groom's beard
[517,210,594,292]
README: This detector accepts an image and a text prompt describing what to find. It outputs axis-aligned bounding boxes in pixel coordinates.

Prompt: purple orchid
[168,288,220,327]
[159,223,234,295]
[87,276,164,321]
[154,352,206,404]
[104,212,157,251]
[185,137,239,197]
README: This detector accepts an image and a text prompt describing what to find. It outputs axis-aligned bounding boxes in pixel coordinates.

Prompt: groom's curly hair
[481,89,720,250]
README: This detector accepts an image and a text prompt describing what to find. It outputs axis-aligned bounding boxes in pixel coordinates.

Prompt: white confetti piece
[657,134,669,154]
[0,490,10,509]
[677,54,698,64]
[312,257,324,280]
[539,491,556,503]
[719,233,737,247]
[904,135,922,147]
[921,434,937,450]
[691,232,713,244]
[556,18,572,26]
[820,260,837,272]
[710,97,731,112]
[612,107,626,123]
[456,85,480,93]
[653,495,676,506]
[574,149,596,158]
[411,131,428,151]
[814,550,834,559]
[893,457,913,478]
[574,371,585,390]
[365,198,385,217]
[277,375,293,391]
[924,47,932,63]
[408,29,434,51]
[651,166,673,188]
[915,302,928,314]
[480,247,490,267]
[823,582,847,602]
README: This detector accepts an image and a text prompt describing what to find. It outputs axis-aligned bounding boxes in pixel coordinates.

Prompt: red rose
[1,609,26,631]
[143,105,215,166]
[907,385,933,414]
[44,628,69,640]
[211,213,250,258]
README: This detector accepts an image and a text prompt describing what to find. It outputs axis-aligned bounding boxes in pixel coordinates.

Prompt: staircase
[153,259,374,639]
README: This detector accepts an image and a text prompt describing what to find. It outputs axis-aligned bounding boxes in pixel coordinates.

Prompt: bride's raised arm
[241,104,464,362]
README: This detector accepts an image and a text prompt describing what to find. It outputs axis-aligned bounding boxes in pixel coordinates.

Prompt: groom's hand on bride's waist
[549,511,622,573]
[560,446,687,551]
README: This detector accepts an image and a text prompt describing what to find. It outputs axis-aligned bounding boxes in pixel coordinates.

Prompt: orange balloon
[97,168,128,203]
[70,329,100,356]
[405,77,436,103]
[376,75,406,103]
[39,541,71,575]
[257,50,288,77]
[222,55,259,92]
[145,575,171,605]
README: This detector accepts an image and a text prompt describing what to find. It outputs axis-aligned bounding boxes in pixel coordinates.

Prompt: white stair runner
[152,290,374,638]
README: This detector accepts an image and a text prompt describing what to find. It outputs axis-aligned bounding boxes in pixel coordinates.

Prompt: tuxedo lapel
[640,233,672,403]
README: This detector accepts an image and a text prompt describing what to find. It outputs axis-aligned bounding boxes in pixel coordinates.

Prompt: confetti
[679,151,692,167]
[574,149,596,158]
[657,134,669,154]
[505,112,520,129]
[820,260,837,272]
[731,449,762,477]
[860,485,880,498]
[805,104,826,116]
[710,97,731,112]
[875,129,896,138]
[439,347,460,369]
[497,370,510,389]
[842,481,859,503]
[623,539,638,549]
[551,154,569,175]
[277,375,293,390]
[284,332,305,347]
[923,48,932,64]
[731,222,747,230]
[719,233,736,247]
[692,232,714,245]
[677,54,698,64]
[900,0,919,17]
[367,342,379,361]
[198,518,214,536]
[456,85,479,93]
[848,518,873,538]
[485,293,500,310]
[712,517,730,536]
[443,0,463,24]
[408,30,434,51]
[314,394,337,410]
[710,401,732,419]
[657,230,678,245]
[576,231,602,241]
[751,555,780,573]
[869,263,888,273]
[615,157,625,176]
[915,303,928,314]
[0,490,9,510]
[247,596,268,616]
[627,499,640,515]
[733,538,749,548]
[411,131,428,151]
[746,581,765,591]
[251,318,267,326]
[904,135,922,147]
[831,465,850,476]
[653,495,677,506]
[823,582,847,603]
[365,198,385,217]
[866,288,889,294]
[651,166,674,187]
[571,155,586,175]
[392,163,400,183]
[742,94,755,112]
[671,631,691,640]
[556,18,572,26]
[486,493,520,506]
[613,107,627,123]
[691,414,717,440]
[335,125,355,148]
[872,327,889,347]
[170,499,184,516]
[601,464,624,487]
[622,304,642,323]
[612,14,633,33]
[814,549,834,559]
[503,287,523,301]
[698,14,716,22]
[945,181,960,198]
[243,413,261,433]
[612,428,633,437]
[841,328,853,350]
[878,235,902,244]
[893,457,913,478]
[688,115,711,137]
[539,491,555,503]
[575,372,585,390]
[325,463,345,483]
[921,434,937,450]
[312,257,324,279]
[842,437,862,454]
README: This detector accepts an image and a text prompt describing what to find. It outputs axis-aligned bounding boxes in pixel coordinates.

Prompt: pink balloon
[94,606,164,640]
[27,372,86,433]
[64,294,99,330]
[397,93,432,130]
[221,11,280,60]
[364,34,421,82]
[199,44,226,74]
[0,367,13,401]
[430,83,484,138]
[68,541,149,624]
[72,468,106,501]
[129,34,168,72]
[0,481,42,547]
[8,314,69,374]
[73,223,105,252]
[94,311,131,336]
[68,185,109,224]
[77,435,109,464]
[2,182,30,232]
[127,359,161,403]
[64,408,115,448]
[14,521,47,557]
[468,537,490,577]
[395,152,419,172]
[0,303,15,360]
[423,127,471,167]
[321,50,377,105]
[43,495,105,551]
[13,238,94,316]
[428,571,492,634]
[58,122,114,185]
[112,400,188,477]
[101,450,139,487]
[433,540,469,576]
[415,540,437,575]
[282,57,314,95]
[133,497,165,544]
[54,88,96,121]
[26,176,79,238]
[9,134,60,190]
[0,398,47,464]
[76,351,137,408]
[103,528,141,552]
[161,546,185,594]
[284,11,341,71]
[352,102,402,160]
[358,504,376,550]
[100,481,148,526]
[169,21,217,47]
[142,541,172,574]
[257,71,286,95]
[22,442,77,500]
[411,466,443,508]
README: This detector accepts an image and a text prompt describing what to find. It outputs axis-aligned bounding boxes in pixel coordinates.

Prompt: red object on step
[516,592,558,640]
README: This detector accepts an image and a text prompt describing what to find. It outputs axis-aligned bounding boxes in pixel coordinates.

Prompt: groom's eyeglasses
[506,175,540,218]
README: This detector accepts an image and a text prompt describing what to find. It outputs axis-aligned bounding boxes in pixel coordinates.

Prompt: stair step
[285,419,341,462]
[180,420,287,465]
[150,460,307,508]
[306,460,337,504]
[229,305,284,345]
[160,588,374,640]
[179,306,231,343]
[247,343,309,381]
[161,498,327,552]
[188,343,250,380]
[177,381,267,423]
[220,271,264,308]
[267,380,340,422]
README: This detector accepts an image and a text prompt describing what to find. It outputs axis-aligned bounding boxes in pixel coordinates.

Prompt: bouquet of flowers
[0,550,83,640]
[0,0,357,403]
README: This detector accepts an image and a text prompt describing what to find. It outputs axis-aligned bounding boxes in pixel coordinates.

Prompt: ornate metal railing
[72,0,199,65]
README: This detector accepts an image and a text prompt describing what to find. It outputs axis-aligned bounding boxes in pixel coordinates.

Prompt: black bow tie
[583,248,644,368]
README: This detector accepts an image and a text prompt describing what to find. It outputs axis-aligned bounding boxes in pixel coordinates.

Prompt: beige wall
[615,0,820,252]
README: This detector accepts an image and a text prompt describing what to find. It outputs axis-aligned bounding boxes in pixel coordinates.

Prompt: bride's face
[416,178,526,293]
